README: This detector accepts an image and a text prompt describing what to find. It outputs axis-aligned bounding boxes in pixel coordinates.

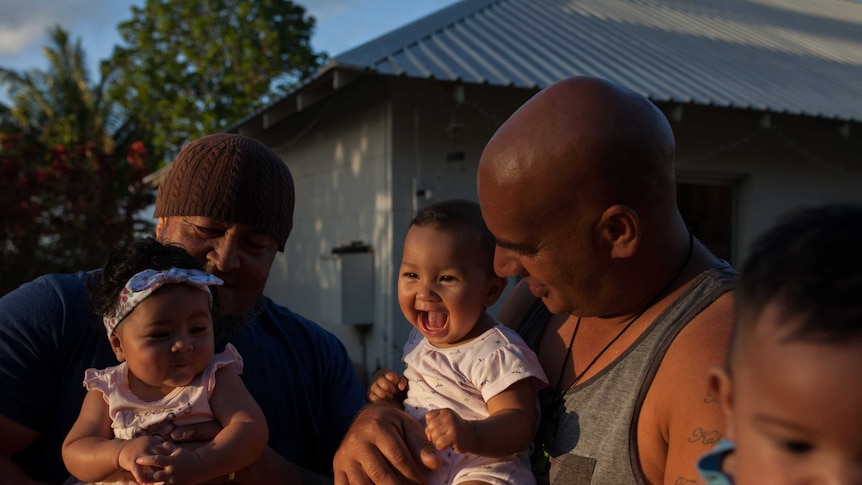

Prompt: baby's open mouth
[419,311,449,334]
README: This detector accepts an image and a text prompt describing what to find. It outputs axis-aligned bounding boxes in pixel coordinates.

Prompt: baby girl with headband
[62,237,267,485]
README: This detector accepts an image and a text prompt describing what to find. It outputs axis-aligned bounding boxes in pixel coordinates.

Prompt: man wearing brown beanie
[0,133,366,484]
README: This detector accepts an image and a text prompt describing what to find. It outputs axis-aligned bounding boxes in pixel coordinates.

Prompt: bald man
[334,77,734,485]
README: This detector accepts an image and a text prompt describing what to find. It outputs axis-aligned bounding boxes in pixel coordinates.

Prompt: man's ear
[155,217,167,239]
[484,275,508,308]
[109,333,126,362]
[597,205,640,259]
[709,365,736,441]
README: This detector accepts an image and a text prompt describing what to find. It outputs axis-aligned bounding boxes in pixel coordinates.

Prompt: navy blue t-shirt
[0,271,365,483]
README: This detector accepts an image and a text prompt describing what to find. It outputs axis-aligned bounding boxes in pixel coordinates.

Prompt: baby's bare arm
[425,379,537,457]
[63,390,165,482]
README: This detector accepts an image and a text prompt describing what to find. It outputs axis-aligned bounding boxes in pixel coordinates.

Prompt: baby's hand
[136,446,201,485]
[425,408,477,454]
[367,369,408,403]
[117,435,171,484]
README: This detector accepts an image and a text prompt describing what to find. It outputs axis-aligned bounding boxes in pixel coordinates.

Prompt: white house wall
[670,105,862,265]
[259,81,395,384]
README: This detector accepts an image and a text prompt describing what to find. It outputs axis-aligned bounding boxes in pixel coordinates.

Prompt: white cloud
[0,0,57,54]
[0,0,139,76]
[0,0,136,56]
[0,21,46,54]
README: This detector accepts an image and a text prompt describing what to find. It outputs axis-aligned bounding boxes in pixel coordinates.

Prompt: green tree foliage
[109,0,324,160]
[0,27,155,296]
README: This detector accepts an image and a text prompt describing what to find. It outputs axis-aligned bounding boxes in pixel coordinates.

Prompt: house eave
[229,62,372,138]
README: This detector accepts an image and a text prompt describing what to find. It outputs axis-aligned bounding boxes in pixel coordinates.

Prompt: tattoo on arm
[688,427,722,445]
[675,477,697,485]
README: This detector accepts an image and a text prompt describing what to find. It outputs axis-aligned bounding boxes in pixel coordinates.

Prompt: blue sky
[0,0,458,80]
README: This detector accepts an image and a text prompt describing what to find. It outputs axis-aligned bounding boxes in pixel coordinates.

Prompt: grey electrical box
[332,242,373,326]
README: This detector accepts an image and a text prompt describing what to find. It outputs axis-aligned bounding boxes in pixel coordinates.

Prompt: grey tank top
[518,265,736,485]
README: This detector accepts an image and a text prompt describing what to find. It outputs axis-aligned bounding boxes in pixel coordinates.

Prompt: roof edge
[335,0,501,66]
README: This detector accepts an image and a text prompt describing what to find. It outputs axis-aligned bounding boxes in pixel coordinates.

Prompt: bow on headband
[103,268,224,337]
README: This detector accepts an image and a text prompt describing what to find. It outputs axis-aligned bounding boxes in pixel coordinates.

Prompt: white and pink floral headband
[103,267,224,337]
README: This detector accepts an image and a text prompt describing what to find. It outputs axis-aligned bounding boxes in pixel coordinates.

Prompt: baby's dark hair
[91,237,209,322]
[410,199,497,275]
[735,204,862,346]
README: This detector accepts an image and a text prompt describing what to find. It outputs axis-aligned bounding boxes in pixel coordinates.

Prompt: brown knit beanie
[154,133,294,251]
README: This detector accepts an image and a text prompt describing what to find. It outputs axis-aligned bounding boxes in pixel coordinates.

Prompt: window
[677,179,738,264]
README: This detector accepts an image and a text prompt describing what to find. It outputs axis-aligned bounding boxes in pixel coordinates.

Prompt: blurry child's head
[398,199,506,348]
[711,204,862,484]
[93,237,223,400]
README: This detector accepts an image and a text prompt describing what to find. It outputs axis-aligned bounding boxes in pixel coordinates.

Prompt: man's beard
[213,297,262,343]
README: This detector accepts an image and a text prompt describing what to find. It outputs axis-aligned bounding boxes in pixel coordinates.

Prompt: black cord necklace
[553,227,694,398]
[531,228,695,475]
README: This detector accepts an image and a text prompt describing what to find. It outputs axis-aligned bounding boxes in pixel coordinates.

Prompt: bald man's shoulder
[638,290,734,483]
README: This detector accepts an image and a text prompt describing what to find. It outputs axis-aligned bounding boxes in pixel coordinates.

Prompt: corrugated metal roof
[333,0,862,122]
